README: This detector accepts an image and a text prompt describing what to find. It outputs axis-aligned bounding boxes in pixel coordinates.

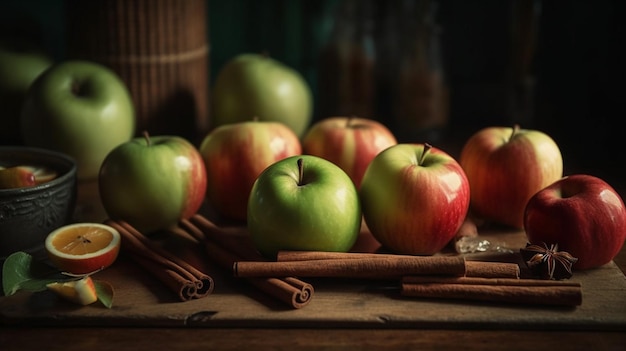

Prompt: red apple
[459,125,563,228]
[199,120,301,221]
[524,174,626,270]
[302,116,397,188]
[359,143,470,255]
[99,133,207,234]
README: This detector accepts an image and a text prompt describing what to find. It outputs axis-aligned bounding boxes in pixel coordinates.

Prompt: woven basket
[65,0,210,142]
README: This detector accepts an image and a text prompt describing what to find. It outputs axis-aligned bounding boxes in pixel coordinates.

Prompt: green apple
[99,133,208,234]
[247,155,361,259]
[0,40,52,145]
[20,60,135,180]
[212,53,313,137]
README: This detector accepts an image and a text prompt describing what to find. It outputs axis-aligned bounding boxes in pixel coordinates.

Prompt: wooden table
[2,179,626,351]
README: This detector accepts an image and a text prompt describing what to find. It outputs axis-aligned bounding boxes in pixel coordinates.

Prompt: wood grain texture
[1,226,625,331]
[2,328,626,351]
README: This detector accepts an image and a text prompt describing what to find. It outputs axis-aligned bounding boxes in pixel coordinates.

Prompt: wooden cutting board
[1,228,625,331]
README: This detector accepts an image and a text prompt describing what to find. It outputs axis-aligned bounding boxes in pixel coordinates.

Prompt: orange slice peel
[45,223,121,275]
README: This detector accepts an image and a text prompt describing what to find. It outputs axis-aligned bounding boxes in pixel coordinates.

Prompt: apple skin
[0,41,52,145]
[99,134,207,234]
[359,143,470,255]
[199,120,302,221]
[0,166,36,189]
[211,53,313,137]
[247,155,361,259]
[46,276,99,306]
[524,174,626,270]
[21,60,135,180]
[302,116,397,188]
[459,125,563,228]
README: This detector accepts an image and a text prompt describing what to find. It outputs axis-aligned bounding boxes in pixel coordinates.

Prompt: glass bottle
[393,0,449,143]
[317,0,377,120]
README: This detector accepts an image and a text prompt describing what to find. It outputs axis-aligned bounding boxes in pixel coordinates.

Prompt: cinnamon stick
[276,250,519,279]
[401,276,582,306]
[186,214,261,260]
[183,215,314,309]
[247,277,313,309]
[465,260,520,279]
[104,219,214,301]
[234,255,466,279]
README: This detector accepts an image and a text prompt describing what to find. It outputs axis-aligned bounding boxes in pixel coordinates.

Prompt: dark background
[1,0,624,194]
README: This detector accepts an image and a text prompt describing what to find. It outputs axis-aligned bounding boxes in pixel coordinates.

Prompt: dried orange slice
[45,223,121,275]
[46,276,98,305]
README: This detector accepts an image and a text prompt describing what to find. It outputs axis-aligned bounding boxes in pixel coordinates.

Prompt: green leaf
[2,252,67,296]
[95,280,114,309]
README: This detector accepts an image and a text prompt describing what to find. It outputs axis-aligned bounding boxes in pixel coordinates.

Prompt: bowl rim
[0,146,77,194]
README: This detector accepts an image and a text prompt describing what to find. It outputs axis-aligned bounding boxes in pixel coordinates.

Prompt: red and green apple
[302,116,397,188]
[247,155,361,259]
[0,166,35,189]
[199,119,302,221]
[459,125,562,228]
[99,133,207,234]
[359,143,470,255]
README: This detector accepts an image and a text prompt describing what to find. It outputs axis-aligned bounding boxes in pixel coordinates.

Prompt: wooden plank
[1,229,625,330]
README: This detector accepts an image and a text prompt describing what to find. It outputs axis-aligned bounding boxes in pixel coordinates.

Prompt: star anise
[520,242,578,280]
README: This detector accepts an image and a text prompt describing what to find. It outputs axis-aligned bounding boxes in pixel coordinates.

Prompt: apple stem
[297,158,304,185]
[509,124,520,141]
[143,131,151,147]
[71,81,83,97]
[346,116,355,128]
[418,143,432,166]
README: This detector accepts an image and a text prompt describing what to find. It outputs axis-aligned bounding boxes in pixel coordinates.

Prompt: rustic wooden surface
[2,180,626,350]
[1,230,625,330]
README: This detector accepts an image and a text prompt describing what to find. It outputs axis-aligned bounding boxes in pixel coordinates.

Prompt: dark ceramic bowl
[0,147,78,260]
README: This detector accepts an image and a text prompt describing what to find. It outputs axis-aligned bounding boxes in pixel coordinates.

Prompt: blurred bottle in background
[317,0,545,146]
[391,0,448,143]
[317,0,448,143]
[507,0,540,129]
[317,0,377,120]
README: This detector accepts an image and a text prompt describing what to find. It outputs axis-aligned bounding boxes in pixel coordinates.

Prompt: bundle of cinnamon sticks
[176,215,314,309]
[105,219,214,302]
[108,213,582,307]
[235,250,582,307]
[106,216,314,309]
